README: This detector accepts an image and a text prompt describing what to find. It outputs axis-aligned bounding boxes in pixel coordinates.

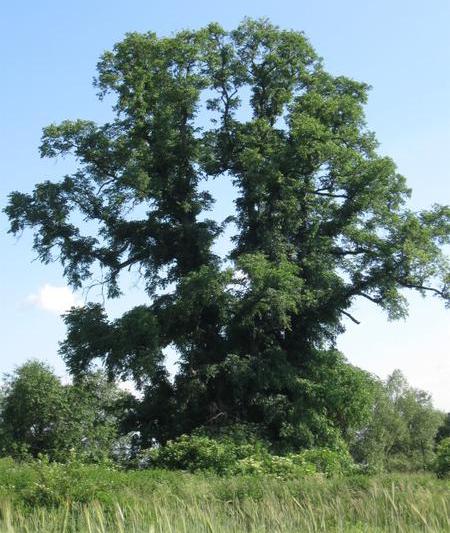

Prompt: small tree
[0,361,66,458]
[352,370,444,471]
[61,371,131,462]
[0,361,128,461]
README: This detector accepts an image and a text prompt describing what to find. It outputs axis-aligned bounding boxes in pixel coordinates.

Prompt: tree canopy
[5,19,449,450]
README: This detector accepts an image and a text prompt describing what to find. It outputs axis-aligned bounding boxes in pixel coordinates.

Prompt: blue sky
[1,1,449,408]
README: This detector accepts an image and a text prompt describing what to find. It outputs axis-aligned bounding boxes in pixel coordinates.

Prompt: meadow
[0,459,448,532]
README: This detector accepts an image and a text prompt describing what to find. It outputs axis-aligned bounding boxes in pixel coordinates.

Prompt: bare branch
[357,292,382,304]
[399,282,446,298]
[340,309,360,324]
[312,190,349,199]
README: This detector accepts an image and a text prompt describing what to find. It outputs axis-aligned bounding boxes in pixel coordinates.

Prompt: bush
[139,434,354,478]
[293,448,355,477]
[0,456,123,507]
[235,448,354,478]
[235,454,317,478]
[434,437,450,478]
[139,435,255,474]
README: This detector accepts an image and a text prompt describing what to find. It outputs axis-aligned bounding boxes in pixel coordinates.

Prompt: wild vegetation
[2,18,449,531]
[0,459,448,532]
[0,361,446,476]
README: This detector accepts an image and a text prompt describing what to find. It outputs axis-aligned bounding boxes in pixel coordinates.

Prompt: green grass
[0,459,448,532]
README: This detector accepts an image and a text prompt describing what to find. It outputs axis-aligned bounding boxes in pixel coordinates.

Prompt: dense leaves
[434,437,450,478]
[0,361,128,462]
[5,19,449,450]
[352,370,444,472]
[138,433,353,477]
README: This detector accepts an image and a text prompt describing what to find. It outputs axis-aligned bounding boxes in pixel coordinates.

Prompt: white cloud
[27,284,81,314]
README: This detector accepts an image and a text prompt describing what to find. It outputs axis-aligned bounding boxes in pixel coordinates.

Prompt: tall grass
[0,459,448,532]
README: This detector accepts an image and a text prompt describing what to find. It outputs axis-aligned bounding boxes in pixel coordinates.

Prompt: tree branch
[356,292,382,304]
[331,247,371,256]
[340,309,360,324]
[399,282,446,297]
[312,190,349,199]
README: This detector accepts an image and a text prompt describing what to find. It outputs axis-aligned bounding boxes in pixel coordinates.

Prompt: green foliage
[352,370,444,472]
[434,437,450,478]
[138,434,354,479]
[235,253,305,330]
[0,457,124,507]
[0,361,67,459]
[0,361,128,462]
[0,459,448,532]
[235,454,317,478]
[194,422,268,446]
[4,19,449,451]
[294,447,355,477]
[233,448,354,478]
[139,434,265,474]
[436,413,450,443]
[61,304,164,386]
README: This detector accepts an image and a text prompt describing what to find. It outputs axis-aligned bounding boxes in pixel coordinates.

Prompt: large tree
[5,19,449,450]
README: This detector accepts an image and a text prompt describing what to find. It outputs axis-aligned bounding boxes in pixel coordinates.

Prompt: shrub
[434,437,450,478]
[235,454,317,478]
[291,447,355,477]
[139,435,247,474]
[139,434,352,478]
[0,456,124,507]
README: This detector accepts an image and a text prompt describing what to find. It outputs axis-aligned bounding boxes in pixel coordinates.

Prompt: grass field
[0,459,448,532]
